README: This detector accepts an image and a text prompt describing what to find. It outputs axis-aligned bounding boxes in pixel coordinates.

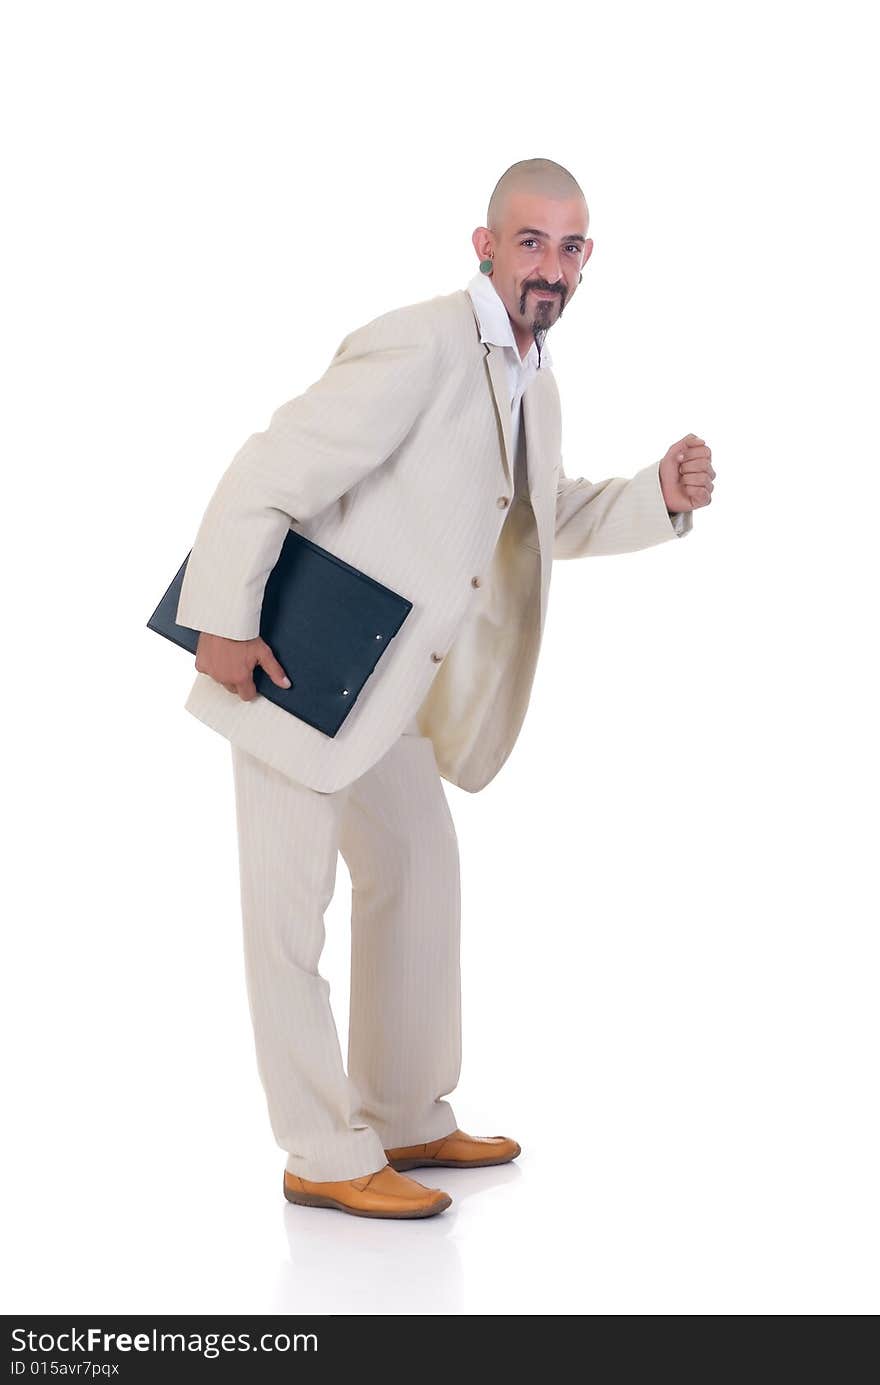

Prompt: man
[175,158,715,1220]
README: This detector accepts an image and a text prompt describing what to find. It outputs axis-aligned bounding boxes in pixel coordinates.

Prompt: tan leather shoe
[384,1127,521,1171]
[282,1162,452,1218]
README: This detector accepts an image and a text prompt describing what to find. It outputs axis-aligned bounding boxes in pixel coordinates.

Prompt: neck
[512,323,534,359]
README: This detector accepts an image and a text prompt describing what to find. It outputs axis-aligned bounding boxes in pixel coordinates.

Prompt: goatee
[534,326,549,369]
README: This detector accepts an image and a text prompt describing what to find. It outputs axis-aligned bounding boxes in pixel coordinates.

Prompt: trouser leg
[339,727,462,1150]
[230,743,388,1182]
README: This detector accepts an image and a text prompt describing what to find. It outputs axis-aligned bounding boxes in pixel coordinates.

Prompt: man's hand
[659,433,715,513]
[194,633,292,701]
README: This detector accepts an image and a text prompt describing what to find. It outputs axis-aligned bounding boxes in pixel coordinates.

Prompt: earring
[479,257,493,274]
[579,272,583,283]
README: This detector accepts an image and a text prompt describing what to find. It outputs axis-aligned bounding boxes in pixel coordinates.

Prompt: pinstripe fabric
[176,288,691,796]
[230,710,461,1181]
[179,285,694,1182]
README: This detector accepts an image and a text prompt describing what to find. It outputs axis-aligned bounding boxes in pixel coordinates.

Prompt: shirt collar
[466,269,553,371]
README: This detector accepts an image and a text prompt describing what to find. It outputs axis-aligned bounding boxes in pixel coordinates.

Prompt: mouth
[531,290,559,300]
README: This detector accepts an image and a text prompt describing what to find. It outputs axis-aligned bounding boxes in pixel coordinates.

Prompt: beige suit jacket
[175,288,692,793]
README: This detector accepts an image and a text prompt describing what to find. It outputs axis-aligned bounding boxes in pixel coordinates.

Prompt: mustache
[518,282,566,313]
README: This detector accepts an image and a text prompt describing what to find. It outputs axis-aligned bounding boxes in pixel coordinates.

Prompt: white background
[3,0,877,1316]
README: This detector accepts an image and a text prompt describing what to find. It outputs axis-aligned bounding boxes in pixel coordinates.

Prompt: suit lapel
[460,290,514,490]
[484,345,515,489]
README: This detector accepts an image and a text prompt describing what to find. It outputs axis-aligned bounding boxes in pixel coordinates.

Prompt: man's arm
[549,453,693,560]
[175,309,436,640]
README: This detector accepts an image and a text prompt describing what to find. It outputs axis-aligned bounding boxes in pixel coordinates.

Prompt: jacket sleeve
[175,310,436,640]
[550,453,693,560]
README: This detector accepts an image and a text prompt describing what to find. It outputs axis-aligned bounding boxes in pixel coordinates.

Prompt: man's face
[473,192,593,342]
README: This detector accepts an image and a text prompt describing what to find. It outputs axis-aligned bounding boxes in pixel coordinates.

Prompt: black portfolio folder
[147,529,413,737]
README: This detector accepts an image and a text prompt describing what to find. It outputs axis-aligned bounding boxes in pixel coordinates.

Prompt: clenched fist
[194,633,292,702]
[660,433,715,512]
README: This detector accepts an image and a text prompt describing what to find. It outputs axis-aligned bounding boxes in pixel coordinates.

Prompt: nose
[536,253,565,289]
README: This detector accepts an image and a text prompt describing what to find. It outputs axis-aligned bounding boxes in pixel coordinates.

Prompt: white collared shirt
[466,269,552,503]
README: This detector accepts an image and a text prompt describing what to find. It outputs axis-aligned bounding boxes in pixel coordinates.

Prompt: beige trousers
[229,712,462,1181]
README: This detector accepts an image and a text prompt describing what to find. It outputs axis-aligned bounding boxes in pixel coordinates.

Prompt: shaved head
[487,158,587,233]
[472,157,593,361]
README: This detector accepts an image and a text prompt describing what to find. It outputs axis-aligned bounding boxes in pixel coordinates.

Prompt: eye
[520,238,582,255]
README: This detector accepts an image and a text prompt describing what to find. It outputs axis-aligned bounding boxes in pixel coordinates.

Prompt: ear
[582,238,594,265]
[471,226,492,260]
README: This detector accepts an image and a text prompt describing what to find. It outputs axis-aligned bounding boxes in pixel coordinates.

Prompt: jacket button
[496,495,510,508]
[430,651,444,663]
[471,575,482,587]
